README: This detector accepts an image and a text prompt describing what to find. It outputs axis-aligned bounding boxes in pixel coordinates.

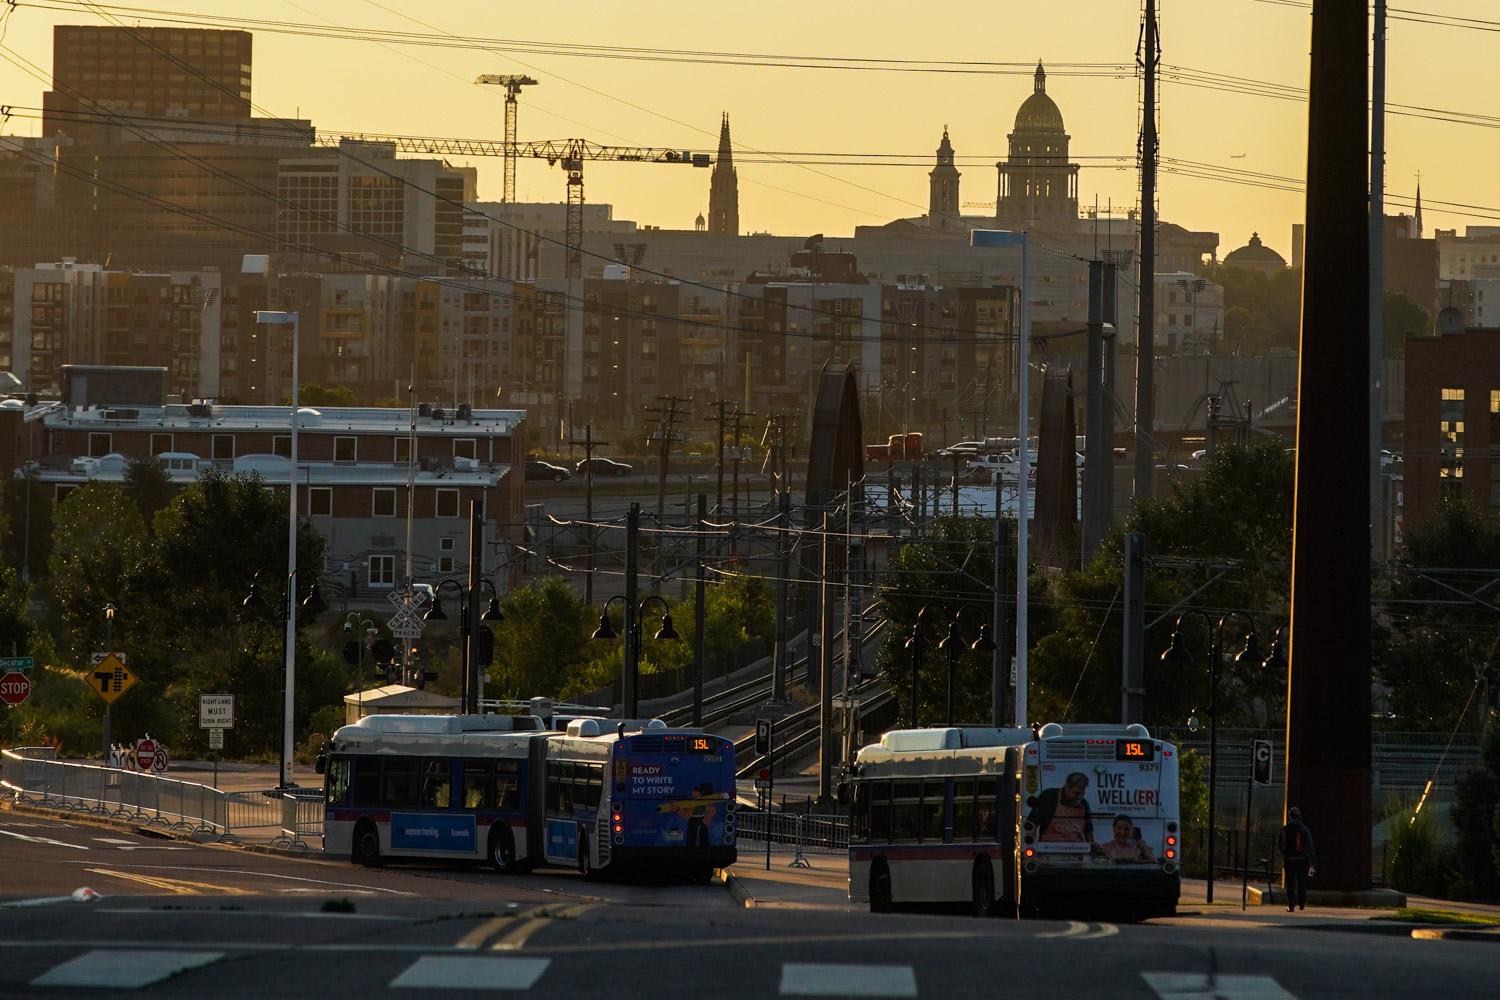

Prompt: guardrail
[1,748,323,849]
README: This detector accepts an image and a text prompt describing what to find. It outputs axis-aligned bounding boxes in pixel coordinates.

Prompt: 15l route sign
[0,671,31,706]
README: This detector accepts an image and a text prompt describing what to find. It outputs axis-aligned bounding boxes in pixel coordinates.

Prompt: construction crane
[473,74,538,204]
[321,132,710,279]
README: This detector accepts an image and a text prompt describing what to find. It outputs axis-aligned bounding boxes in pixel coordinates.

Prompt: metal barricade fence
[1,748,324,847]
[736,811,849,862]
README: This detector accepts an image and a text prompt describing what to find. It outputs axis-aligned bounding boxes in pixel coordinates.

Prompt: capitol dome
[1224,232,1287,274]
[1014,62,1064,132]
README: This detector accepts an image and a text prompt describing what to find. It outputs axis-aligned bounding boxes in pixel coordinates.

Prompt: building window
[436,488,459,518]
[212,434,234,460]
[334,436,357,463]
[272,435,291,458]
[309,487,333,517]
[150,433,174,455]
[439,556,455,573]
[88,432,112,457]
[1440,387,1466,494]
[395,437,411,464]
[453,438,476,460]
[440,537,455,552]
[369,555,395,588]
[372,488,397,517]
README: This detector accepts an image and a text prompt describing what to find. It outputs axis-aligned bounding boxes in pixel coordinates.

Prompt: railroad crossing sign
[89,652,137,704]
[0,671,31,706]
[385,587,429,640]
[0,656,34,672]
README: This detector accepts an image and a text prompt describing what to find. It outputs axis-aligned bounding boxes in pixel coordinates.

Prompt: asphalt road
[2,812,1496,998]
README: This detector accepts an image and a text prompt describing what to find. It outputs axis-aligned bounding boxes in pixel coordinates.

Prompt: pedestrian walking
[1278,806,1316,912]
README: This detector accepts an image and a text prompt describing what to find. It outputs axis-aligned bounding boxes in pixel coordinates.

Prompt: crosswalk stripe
[780,963,918,998]
[1143,972,1300,1000]
[391,956,551,991]
[30,949,223,989]
[0,829,88,850]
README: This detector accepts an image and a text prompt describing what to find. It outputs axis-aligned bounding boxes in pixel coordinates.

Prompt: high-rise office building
[43,26,253,143]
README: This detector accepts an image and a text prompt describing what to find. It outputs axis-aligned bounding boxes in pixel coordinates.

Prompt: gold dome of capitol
[1013,61,1065,133]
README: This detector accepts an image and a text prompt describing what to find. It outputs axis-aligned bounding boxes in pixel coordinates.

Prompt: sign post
[1244,738,1273,909]
[90,652,136,761]
[200,694,234,787]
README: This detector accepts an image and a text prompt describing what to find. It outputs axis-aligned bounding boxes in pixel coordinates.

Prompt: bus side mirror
[314,753,328,776]
[835,781,851,806]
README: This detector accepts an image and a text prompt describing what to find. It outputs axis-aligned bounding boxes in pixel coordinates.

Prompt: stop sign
[134,738,157,771]
[0,671,30,706]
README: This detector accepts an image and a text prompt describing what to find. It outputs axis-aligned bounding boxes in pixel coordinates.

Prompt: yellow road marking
[462,899,597,953]
[85,868,250,896]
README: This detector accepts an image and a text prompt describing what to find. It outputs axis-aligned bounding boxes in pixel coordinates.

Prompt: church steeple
[928,127,961,228]
[708,112,739,236]
[1414,176,1423,238]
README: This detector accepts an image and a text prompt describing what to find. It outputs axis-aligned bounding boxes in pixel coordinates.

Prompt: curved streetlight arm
[638,595,672,619]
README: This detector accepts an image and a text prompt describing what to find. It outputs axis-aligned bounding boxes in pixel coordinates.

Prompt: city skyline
[3,1,1497,256]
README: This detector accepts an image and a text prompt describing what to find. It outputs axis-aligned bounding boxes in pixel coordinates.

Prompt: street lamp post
[101,602,117,760]
[343,614,378,716]
[592,595,679,719]
[423,579,504,713]
[1162,610,1259,905]
[970,228,1030,727]
[905,605,997,728]
[254,309,301,788]
[243,565,325,788]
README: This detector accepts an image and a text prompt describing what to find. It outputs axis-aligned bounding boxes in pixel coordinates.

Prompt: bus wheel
[869,862,893,914]
[352,820,382,868]
[489,826,518,874]
[971,858,995,918]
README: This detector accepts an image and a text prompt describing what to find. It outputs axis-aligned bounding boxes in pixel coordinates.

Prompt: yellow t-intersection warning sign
[89,651,137,704]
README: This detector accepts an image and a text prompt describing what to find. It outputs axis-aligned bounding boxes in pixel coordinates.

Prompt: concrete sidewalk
[724,849,851,909]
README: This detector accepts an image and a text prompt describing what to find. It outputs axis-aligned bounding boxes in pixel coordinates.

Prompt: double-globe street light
[242,566,325,789]
[592,595,679,719]
[423,579,503,713]
[905,604,997,728]
[1160,610,1286,904]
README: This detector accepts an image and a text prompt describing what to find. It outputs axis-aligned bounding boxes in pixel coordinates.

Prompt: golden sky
[3,1,1497,260]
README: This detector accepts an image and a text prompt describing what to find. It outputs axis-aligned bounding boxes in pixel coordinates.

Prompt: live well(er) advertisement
[1025,762,1162,864]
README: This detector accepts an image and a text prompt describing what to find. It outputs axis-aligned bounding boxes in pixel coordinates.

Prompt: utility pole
[817,510,834,804]
[730,405,747,531]
[1370,0,1388,563]
[568,423,608,607]
[773,491,791,702]
[1134,0,1160,500]
[647,394,689,523]
[1121,532,1147,724]
[1084,260,1117,564]
[992,484,1010,728]
[1286,0,1372,893]
[623,503,641,718]
[693,494,707,726]
[709,399,732,515]
[464,500,483,713]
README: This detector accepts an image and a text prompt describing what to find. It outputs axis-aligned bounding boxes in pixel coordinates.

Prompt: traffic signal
[341,640,360,666]
[476,625,495,668]
[372,638,396,664]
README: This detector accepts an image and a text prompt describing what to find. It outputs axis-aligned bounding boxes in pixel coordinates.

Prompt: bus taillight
[1167,835,1176,846]
[1024,847,1035,858]
[1165,849,1176,860]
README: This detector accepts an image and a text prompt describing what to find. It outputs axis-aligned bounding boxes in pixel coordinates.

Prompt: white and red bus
[1020,723,1181,918]
[846,726,1031,915]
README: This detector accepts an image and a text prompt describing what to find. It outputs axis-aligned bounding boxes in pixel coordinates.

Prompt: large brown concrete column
[1285,0,1371,891]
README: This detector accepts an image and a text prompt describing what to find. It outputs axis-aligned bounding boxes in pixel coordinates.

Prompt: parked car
[935,440,985,457]
[525,458,572,482]
[576,456,634,477]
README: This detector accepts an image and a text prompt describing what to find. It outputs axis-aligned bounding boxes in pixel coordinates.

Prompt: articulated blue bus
[320,714,736,882]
